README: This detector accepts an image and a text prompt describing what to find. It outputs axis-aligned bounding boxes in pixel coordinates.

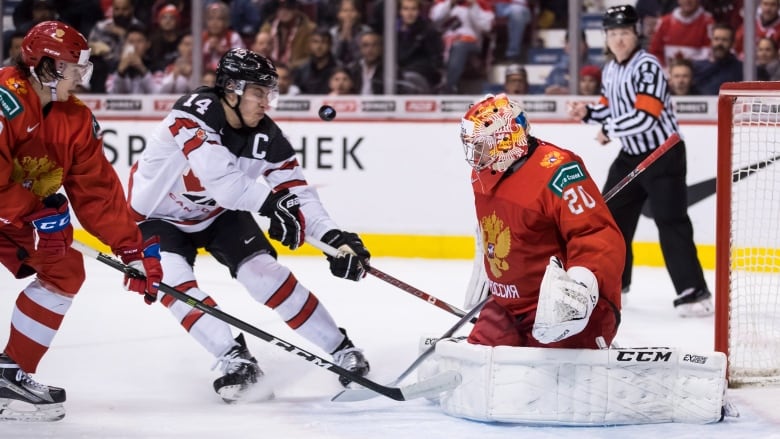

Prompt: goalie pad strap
[428,341,727,425]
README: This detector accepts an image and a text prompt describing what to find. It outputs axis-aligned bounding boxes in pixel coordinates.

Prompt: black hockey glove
[259,189,305,250]
[321,229,371,281]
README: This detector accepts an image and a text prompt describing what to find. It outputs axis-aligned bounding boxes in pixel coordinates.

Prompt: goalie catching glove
[321,229,370,281]
[118,236,163,305]
[259,188,305,250]
[532,256,599,344]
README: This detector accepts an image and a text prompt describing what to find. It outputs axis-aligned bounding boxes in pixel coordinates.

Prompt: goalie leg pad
[428,341,728,425]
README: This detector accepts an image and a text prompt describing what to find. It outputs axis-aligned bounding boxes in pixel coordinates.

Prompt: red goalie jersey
[469,137,625,348]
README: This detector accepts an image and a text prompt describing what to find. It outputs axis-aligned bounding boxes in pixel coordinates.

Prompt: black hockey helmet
[602,4,639,30]
[215,48,278,95]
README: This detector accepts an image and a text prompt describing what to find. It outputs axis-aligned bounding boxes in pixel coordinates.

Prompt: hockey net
[716,82,780,386]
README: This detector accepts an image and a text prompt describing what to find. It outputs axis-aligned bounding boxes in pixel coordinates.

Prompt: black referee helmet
[602,4,639,30]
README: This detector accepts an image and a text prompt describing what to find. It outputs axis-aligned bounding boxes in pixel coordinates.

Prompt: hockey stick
[72,241,461,402]
[306,236,477,323]
[331,295,489,402]
[602,132,681,202]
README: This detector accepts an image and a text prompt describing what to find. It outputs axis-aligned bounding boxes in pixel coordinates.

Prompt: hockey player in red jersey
[0,21,163,421]
[127,48,371,402]
[461,93,625,349]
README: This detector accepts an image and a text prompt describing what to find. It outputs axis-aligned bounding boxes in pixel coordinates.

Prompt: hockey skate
[0,353,66,422]
[212,334,272,403]
[673,288,714,317]
[332,328,370,388]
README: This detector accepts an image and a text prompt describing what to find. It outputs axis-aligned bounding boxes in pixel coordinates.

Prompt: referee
[568,4,712,317]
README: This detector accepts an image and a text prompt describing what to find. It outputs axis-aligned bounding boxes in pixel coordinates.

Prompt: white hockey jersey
[128,87,338,237]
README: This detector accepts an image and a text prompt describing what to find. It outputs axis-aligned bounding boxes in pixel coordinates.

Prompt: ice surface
[1,255,779,438]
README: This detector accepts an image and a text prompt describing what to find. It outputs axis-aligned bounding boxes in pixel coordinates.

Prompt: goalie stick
[306,237,477,323]
[331,295,489,402]
[72,241,461,402]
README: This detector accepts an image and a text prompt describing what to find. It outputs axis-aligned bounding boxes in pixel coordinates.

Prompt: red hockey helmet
[21,21,90,68]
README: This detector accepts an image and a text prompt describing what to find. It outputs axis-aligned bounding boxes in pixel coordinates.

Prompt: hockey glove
[259,188,305,250]
[118,236,163,305]
[321,229,370,281]
[532,256,599,344]
[22,193,73,256]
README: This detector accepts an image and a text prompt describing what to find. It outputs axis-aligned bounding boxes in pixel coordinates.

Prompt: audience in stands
[293,27,339,94]
[89,0,146,93]
[12,0,58,35]
[578,64,601,96]
[397,0,443,94]
[543,30,601,95]
[251,30,274,59]
[503,64,528,95]
[348,30,384,94]
[328,67,357,94]
[202,1,245,71]
[202,68,218,87]
[260,0,316,68]
[148,3,184,73]
[276,63,301,95]
[158,34,194,94]
[691,23,743,95]
[2,30,25,67]
[226,0,263,46]
[107,24,162,93]
[668,57,699,95]
[488,0,532,62]
[649,0,714,67]
[330,0,373,67]
[734,0,780,57]
[757,36,780,80]
[429,0,494,94]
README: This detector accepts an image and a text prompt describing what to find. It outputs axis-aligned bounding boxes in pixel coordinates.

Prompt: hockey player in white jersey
[127,48,370,402]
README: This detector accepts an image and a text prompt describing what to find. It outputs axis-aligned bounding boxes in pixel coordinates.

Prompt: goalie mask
[460,93,531,172]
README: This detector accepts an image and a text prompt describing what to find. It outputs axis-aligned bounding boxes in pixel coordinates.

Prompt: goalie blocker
[420,339,733,425]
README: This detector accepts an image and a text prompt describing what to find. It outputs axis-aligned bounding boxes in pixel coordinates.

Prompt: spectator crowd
[2,0,774,96]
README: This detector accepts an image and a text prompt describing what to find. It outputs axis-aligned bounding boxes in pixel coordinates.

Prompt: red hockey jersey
[649,7,714,67]
[0,67,141,252]
[471,138,624,317]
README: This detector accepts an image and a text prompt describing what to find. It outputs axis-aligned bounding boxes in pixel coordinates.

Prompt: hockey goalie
[420,93,735,425]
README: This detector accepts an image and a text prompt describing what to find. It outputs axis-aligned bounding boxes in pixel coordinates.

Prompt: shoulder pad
[172,90,226,129]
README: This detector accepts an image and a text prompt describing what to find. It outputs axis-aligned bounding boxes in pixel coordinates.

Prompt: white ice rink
[1,253,779,438]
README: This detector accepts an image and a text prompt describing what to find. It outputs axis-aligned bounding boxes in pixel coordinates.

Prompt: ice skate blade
[217,382,275,404]
[0,398,65,422]
[676,298,714,318]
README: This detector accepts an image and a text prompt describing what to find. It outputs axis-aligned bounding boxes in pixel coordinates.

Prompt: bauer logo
[683,354,707,364]
[548,162,585,196]
[615,350,673,362]
[275,100,310,111]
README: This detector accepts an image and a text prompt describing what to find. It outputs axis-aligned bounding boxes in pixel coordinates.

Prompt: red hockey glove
[22,193,73,256]
[118,236,163,305]
[259,188,305,250]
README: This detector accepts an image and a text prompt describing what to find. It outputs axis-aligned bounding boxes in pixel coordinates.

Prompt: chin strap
[29,67,60,102]
[222,94,248,128]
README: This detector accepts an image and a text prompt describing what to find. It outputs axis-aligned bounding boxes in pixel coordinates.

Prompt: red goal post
[716,82,780,386]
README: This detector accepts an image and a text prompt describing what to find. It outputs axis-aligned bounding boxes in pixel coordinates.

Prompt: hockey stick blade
[73,241,456,402]
[602,132,681,202]
[306,237,476,323]
[332,295,487,402]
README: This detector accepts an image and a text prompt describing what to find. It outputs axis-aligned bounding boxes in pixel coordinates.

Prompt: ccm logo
[616,350,672,362]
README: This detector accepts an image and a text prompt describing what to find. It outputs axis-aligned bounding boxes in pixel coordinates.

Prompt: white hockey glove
[532,256,599,344]
[464,227,490,310]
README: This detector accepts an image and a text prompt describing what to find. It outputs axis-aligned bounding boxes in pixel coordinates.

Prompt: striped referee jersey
[586,49,679,156]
